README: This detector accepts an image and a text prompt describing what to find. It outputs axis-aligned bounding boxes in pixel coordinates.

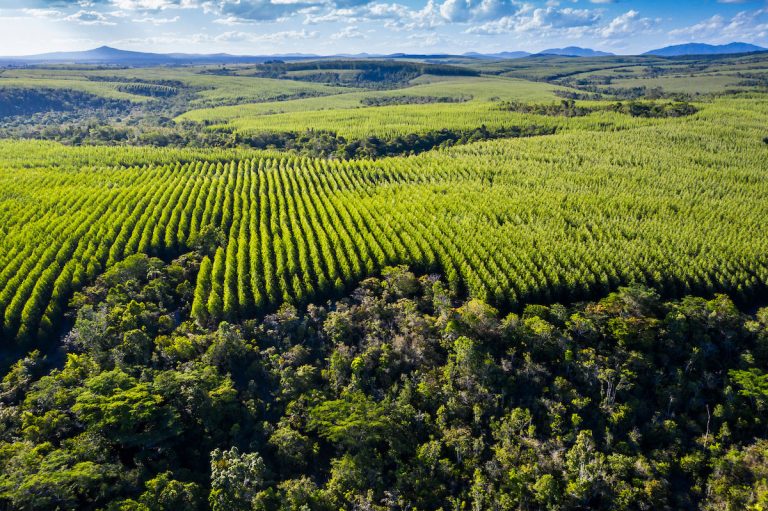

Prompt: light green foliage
[308,392,392,447]
[191,255,213,325]
[72,369,179,447]
[730,368,768,410]
[0,67,348,106]
[1,95,768,344]
[209,447,266,511]
[177,75,574,125]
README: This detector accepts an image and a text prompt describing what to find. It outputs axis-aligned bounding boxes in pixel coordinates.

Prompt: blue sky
[0,0,766,55]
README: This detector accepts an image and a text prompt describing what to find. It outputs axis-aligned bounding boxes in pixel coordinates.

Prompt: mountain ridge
[644,42,767,56]
[2,42,767,65]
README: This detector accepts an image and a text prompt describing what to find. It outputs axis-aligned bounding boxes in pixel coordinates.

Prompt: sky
[0,0,766,56]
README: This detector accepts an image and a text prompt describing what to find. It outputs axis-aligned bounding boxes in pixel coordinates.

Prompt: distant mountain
[463,51,531,60]
[0,46,307,65]
[0,47,491,65]
[537,47,613,57]
[645,42,767,57]
[14,46,170,64]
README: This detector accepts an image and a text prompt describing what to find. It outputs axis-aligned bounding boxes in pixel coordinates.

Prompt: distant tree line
[227,59,480,88]
[0,88,133,118]
[360,94,471,106]
[499,98,698,118]
[4,118,556,158]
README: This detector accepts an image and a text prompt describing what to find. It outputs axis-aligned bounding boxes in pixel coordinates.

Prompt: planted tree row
[1,96,767,344]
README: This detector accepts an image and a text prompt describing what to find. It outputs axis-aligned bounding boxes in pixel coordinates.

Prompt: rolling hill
[537,47,614,57]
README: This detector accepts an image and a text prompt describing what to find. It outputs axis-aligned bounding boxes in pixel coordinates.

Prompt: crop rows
[1,96,767,344]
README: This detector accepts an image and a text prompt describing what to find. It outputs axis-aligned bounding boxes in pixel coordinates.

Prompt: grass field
[0,67,352,107]
[606,74,750,94]
[177,75,581,134]
[0,76,153,102]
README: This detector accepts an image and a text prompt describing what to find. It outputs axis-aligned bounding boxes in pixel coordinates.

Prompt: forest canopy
[0,255,767,510]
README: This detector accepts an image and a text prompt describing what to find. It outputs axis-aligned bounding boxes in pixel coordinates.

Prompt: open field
[606,74,749,94]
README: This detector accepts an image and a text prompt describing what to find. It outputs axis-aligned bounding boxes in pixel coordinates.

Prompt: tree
[191,256,212,325]
[730,368,768,411]
[308,392,391,449]
[209,447,266,511]
[208,247,226,323]
[138,472,202,511]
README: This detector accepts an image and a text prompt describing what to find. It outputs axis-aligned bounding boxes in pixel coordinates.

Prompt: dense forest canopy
[1,256,767,510]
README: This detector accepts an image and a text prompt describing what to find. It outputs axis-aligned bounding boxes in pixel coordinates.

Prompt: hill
[537,47,613,57]
[645,42,767,56]
[0,46,298,65]
[464,51,531,59]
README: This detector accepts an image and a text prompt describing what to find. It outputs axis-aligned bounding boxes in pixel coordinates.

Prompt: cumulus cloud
[599,9,655,38]
[19,8,65,18]
[332,0,374,8]
[217,0,319,22]
[301,6,357,24]
[526,7,600,29]
[112,0,197,9]
[214,27,317,41]
[669,8,768,43]
[65,9,117,23]
[331,24,364,39]
[467,5,600,35]
[316,0,441,30]
[132,14,180,22]
[438,0,517,23]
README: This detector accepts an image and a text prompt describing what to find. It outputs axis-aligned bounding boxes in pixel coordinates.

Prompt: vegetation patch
[360,94,471,106]
[218,123,556,158]
[0,87,132,118]
[499,99,698,118]
[116,83,179,98]
[234,59,480,89]
[1,259,767,510]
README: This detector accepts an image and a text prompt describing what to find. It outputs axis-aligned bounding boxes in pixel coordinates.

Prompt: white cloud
[439,0,471,22]
[111,0,198,9]
[19,8,65,18]
[332,1,441,30]
[216,0,319,22]
[302,7,357,24]
[438,0,517,23]
[467,5,600,35]
[668,8,768,43]
[64,9,117,24]
[331,24,363,38]
[214,27,318,41]
[599,9,655,38]
[132,14,180,22]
